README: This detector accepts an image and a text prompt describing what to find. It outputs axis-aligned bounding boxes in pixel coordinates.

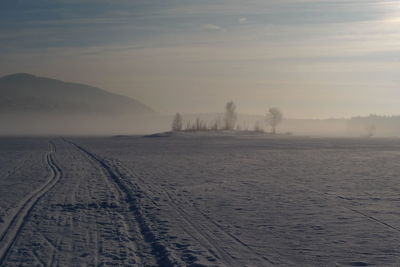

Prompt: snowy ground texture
[1,135,400,266]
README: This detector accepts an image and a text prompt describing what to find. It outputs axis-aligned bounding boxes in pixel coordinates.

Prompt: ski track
[0,137,307,266]
[3,139,156,266]
[66,139,177,266]
[109,158,286,266]
[288,181,400,235]
[0,141,61,265]
[67,142,148,267]
[83,136,400,267]
[3,136,400,266]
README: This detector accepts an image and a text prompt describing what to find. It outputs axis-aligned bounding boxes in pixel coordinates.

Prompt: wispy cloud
[2,0,400,116]
[201,24,225,31]
[239,17,247,24]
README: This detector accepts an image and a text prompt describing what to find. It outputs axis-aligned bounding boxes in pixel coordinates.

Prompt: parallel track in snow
[65,139,175,267]
[0,141,62,265]
[114,160,284,266]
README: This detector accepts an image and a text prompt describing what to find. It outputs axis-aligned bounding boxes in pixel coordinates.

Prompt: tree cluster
[171,102,284,134]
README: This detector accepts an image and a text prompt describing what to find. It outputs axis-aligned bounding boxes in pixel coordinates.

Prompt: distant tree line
[172,102,284,134]
[348,114,400,137]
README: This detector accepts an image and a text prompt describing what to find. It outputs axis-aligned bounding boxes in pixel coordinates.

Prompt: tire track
[0,141,62,265]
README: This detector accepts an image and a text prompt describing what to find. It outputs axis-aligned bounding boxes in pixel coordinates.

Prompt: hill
[0,73,154,115]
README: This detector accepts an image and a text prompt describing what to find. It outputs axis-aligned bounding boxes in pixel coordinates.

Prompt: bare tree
[366,124,376,138]
[172,112,183,131]
[185,120,192,131]
[266,107,283,134]
[211,120,218,131]
[186,117,207,131]
[253,121,264,133]
[224,101,237,130]
[243,121,249,131]
[194,117,202,130]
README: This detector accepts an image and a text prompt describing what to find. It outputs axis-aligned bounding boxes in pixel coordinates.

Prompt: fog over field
[1,72,400,137]
[2,0,400,266]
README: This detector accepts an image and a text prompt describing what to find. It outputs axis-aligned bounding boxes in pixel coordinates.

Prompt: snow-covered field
[1,135,400,266]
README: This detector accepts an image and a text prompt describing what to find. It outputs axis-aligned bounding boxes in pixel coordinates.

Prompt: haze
[1,0,400,118]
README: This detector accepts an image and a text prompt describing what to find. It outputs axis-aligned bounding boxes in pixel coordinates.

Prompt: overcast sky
[1,0,400,118]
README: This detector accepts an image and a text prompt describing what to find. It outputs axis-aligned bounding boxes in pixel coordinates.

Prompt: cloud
[2,0,400,117]
[201,24,225,31]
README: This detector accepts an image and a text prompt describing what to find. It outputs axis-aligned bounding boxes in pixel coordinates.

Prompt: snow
[1,135,400,266]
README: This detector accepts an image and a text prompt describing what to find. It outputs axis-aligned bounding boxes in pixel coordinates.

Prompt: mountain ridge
[0,73,154,115]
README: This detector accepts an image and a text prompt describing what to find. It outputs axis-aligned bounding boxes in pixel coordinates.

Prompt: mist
[2,0,400,122]
[0,113,165,136]
[4,2,400,266]
[2,105,400,137]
